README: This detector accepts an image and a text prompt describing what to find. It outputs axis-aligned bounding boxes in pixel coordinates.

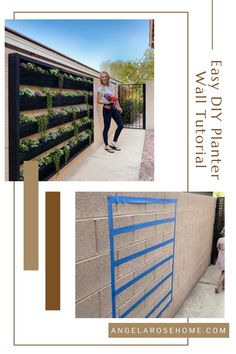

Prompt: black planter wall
[19,94,87,111]
[9,53,94,181]
[38,138,90,181]
[19,109,93,138]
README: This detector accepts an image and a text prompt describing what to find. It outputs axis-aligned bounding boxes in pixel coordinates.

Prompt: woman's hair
[100,71,110,86]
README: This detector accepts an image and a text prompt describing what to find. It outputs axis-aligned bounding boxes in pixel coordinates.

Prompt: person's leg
[220,271,225,289]
[103,108,114,152]
[215,271,225,293]
[110,108,124,148]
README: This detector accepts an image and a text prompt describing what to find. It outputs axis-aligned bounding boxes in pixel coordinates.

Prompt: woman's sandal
[105,147,115,153]
[109,144,121,151]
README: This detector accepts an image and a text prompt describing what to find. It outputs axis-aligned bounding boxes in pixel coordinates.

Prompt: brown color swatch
[24,161,38,270]
[45,192,60,310]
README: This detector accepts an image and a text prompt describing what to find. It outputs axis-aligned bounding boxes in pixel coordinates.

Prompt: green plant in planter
[60,108,69,116]
[70,109,79,137]
[69,131,86,146]
[47,95,53,117]
[58,73,64,91]
[19,113,38,124]
[24,62,46,74]
[84,91,90,117]
[82,105,88,112]
[19,88,35,97]
[49,68,60,76]
[51,108,67,118]
[68,74,75,81]
[26,62,36,71]
[69,136,78,147]
[78,131,88,142]
[63,145,70,164]
[75,76,83,82]
[51,148,63,174]
[61,91,83,97]
[36,66,46,74]
[72,109,77,122]
[26,139,40,149]
[77,120,83,128]
[74,124,79,137]
[20,138,40,152]
[80,117,90,125]
[38,155,53,168]
[85,129,93,144]
[47,132,58,141]
[19,141,29,152]
[66,106,83,114]
[58,125,74,135]
[40,124,73,143]
[43,89,53,117]
[37,114,48,139]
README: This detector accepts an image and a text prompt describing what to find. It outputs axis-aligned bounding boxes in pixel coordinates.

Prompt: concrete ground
[67,128,145,181]
[139,129,154,181]
[175,265,224,318]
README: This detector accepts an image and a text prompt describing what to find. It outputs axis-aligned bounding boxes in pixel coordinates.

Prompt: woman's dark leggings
[103,106,124,146]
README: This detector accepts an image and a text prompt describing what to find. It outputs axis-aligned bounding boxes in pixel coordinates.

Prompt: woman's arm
[116,98,123,113]
[97,92,110,105]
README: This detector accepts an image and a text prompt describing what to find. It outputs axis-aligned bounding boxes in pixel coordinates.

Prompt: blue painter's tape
[111,217,175,237]
[109,196,177,205]
[120,272,173,318]
[115,255,174,296]
[108,197,117,318]
[156,299,172,318]
[145,290,172,318]
[170,203,177,302]
[114,238,174,267]
[108,195,177,318]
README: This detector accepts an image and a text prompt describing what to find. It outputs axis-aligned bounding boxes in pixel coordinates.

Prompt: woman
[97,71,124,153]
[215,227,225,293]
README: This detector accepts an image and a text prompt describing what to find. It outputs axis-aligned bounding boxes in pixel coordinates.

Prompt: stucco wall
[146,81,154,130]
[5,28,118,181]
[75,192,216,318]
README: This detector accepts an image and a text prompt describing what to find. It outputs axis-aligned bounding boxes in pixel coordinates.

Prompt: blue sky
[5,20,149,71]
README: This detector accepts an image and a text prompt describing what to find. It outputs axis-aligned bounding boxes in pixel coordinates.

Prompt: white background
[14,13,188,345]
[0,0,236,353]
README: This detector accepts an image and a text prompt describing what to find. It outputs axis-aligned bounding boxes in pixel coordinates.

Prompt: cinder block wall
[75,192,216,318]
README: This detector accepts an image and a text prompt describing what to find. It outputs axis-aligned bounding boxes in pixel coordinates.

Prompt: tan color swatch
[24,161,38,270]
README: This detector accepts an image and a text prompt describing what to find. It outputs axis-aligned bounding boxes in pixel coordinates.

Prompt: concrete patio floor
[175,265,224,318]
[67,128,145,181]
